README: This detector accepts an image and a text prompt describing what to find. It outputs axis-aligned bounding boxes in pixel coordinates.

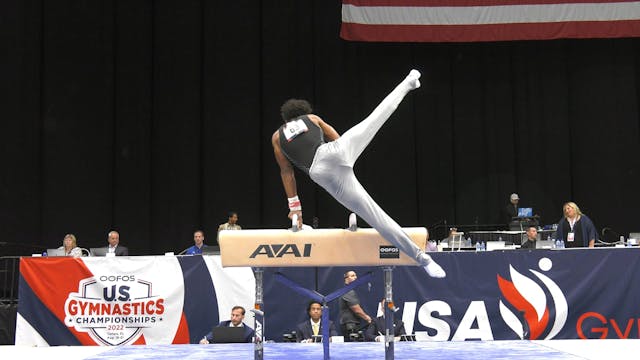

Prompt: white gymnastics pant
[309,71,432,266]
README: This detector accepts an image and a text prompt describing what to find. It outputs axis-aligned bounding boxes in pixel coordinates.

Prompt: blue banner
[263,249,640,341]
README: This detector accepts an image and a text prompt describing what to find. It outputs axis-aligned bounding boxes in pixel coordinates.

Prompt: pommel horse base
[219,227,427,360]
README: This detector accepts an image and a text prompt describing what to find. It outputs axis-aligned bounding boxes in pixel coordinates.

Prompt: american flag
[341,0,640,42]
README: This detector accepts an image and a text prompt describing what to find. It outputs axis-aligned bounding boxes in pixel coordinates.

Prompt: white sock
[419,253,446,278]
[405,69,421,90]
[424,262,446,278]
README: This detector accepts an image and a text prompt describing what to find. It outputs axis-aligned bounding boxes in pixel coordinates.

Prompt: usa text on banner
[340,0,640,42]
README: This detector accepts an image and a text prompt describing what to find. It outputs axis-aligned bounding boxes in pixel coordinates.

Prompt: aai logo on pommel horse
[249,243,312,258]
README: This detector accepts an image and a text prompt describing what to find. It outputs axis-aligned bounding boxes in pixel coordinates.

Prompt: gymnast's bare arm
[272,131,302,225]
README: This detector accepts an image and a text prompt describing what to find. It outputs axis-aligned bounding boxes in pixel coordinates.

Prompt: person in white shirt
[57,233,83,257]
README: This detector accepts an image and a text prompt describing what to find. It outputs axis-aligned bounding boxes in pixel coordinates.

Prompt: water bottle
[559,239,565,249]
[475,241,481,252]
[481,241,486,251]
[622,235,631,247]
[555,239,561,249]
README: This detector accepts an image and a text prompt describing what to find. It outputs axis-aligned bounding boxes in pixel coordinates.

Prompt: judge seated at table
[364,299,406,342]
[520,226,538,249]
[296,300,337,342]
[199,306,254,344]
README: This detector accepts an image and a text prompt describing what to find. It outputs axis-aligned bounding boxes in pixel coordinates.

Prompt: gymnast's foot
[424,262,446,278]
[419,253,446,278]
[405,69,421,90]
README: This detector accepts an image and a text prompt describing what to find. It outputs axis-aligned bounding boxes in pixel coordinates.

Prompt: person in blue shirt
[184,230,208,255]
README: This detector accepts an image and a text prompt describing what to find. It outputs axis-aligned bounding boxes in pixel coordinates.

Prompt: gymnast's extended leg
[310,161,445,277]
[337,69,421,166]
[309,70,445,278]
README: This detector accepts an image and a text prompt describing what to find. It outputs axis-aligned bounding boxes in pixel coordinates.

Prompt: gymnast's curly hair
[280,99,313,122]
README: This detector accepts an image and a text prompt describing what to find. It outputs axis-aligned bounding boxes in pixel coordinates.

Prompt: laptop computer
[518,208,533,217]
[211,326,246,343]
[46,248,67,256]
[535,240,555,249]
[90,247,109,257]
[201,245,220,255]
[486,241,506,251]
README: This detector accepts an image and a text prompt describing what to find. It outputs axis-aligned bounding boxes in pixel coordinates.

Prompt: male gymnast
[271,70,445,278]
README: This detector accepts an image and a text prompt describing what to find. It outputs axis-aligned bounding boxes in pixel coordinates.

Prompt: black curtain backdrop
[2,1,639,255]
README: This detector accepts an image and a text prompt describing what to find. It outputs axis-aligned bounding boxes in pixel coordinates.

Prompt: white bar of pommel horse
[219,225,427,360]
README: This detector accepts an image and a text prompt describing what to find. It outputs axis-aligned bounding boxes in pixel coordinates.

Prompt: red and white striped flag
[340,0,640,42]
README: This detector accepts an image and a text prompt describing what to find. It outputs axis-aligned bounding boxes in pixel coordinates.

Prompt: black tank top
[278,115,325,174]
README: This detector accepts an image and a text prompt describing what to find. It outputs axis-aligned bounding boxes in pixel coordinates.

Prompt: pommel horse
[218,216,427,360]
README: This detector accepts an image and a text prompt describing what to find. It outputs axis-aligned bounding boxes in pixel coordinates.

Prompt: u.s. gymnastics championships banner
[340,0,640,42]
[16,256,254,346]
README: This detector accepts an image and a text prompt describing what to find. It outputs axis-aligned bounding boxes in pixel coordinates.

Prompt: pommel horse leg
[253,268,264,360]
[383,266,395,360]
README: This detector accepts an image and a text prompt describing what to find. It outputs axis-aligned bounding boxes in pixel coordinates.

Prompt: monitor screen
[518,208,533,217]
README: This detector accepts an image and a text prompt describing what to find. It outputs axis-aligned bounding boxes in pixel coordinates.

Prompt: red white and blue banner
[16,249,640,344]
[340,0,640,42]
[16,256,254,346]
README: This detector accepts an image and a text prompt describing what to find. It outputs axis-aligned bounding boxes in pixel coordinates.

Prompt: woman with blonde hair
[58,234,83,257]
[555,202,597,248]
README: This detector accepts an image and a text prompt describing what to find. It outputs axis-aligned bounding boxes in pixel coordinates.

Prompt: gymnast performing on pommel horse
[271,69,445,278]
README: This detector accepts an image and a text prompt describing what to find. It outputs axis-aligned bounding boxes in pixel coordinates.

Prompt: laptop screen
[211,326,246,343]
[46,248,67,257]
[535,240,554,249]
[518,208,533,217]
[90,247,109,257]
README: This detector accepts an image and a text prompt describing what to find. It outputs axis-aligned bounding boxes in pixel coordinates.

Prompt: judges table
[15,247,640,346]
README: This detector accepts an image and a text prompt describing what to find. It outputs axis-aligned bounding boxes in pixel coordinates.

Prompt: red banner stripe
[341,20,640,42]
[20,257,97,345]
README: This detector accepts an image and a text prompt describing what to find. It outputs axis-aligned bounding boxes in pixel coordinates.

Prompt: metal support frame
[383,266,395,360]
[253,268,264,360]
[273,271,374,360]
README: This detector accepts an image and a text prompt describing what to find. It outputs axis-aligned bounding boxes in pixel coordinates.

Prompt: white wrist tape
[288,196,302,211]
